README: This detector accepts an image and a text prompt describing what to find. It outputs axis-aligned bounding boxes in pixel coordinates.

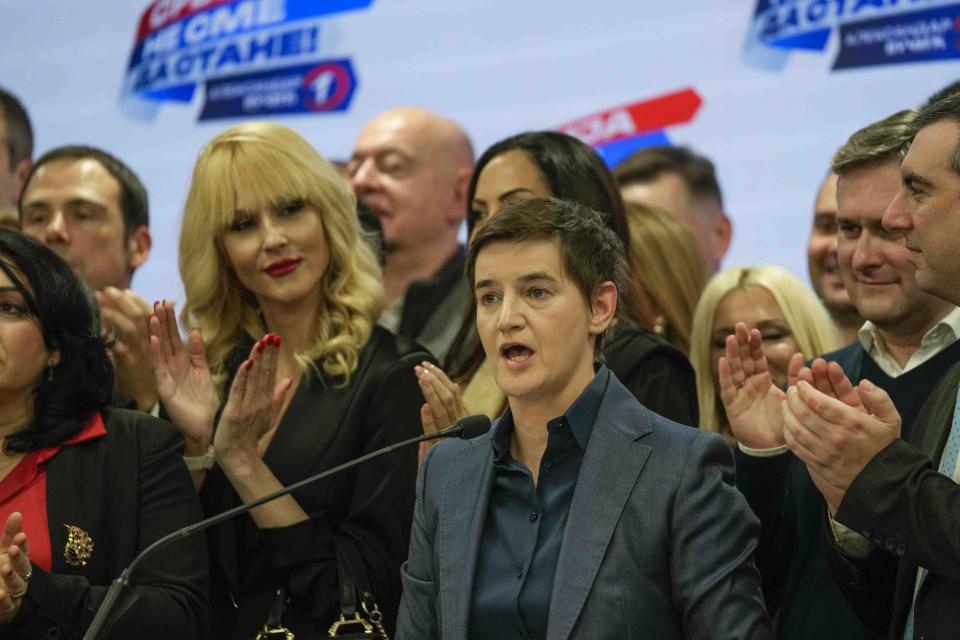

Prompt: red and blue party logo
[120,0,372,120]
[556,89,703,168]
[743,0,960,71]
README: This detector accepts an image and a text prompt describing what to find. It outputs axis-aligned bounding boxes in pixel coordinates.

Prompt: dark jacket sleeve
[734,447,794,614]
[258,348,431,630]
[10,419,209,639]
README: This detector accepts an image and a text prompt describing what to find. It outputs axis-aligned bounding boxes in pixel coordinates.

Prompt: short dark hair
[613,146,724,209]
[20,145,149,235]
[911,92,960,176]
[0,229,113,453]
[0,88,33,167]
[466,197,627,356]
[465,131,629,249]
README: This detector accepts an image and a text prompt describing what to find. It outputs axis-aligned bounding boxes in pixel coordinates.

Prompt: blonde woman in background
[150,122,432,638]
[624,202,708,354]
[689,265,840,443]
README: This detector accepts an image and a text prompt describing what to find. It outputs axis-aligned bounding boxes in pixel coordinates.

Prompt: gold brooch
[63,525,94,567]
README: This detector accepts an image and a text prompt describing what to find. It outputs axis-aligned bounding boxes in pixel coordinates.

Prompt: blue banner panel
[199,58,357,120]
[834,3,960,69]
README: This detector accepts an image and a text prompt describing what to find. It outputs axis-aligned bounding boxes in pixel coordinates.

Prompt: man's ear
[711,212,732,267]
[449,166,473,225]
[589,281,618,335]
[126,226,152,271]
[11,159,32,205]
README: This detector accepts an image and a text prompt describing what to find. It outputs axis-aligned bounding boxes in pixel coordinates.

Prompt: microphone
[81,414,492,639]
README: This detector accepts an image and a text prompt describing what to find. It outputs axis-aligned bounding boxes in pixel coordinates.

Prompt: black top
[202,326,433,639]
[737,338,960,640]
[602,325,698,426]
[469,367,607,640]
[8,407,209,639]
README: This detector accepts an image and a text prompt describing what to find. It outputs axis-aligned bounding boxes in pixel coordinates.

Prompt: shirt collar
[37,411,107,465]
[490,365,610,460]
[858,306,960,355]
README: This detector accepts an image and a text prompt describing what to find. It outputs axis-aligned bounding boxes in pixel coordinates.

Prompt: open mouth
[501,343,534,363]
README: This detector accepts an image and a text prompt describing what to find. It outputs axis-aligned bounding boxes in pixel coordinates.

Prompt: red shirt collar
[36,412,107,464]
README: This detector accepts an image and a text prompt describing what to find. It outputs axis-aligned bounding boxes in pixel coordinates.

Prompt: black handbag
[254,587,294,640]
[328,549,389,639]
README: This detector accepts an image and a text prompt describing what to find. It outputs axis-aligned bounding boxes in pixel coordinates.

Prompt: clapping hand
[214,335,293,476]
[718,322,805,449]
[415,362,467,466]
[148,300,220,456]
[98,288,157,411]
[0,513,32,624]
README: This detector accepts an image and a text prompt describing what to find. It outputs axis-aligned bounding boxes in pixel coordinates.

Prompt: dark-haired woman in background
[0,229,207,638]
[417,132,697,448]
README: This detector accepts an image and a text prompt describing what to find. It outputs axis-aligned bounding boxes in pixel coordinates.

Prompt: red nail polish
[245,359,254,370]
[257,340,265,353]
[274,336,282,347]
[266,334,275,346]
[153,300,159,308]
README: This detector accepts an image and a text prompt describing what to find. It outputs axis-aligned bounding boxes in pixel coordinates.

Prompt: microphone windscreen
[457,415,492,439]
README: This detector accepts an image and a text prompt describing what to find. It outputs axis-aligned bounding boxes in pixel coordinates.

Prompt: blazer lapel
[438,439,495,640]
[546,383,653,639]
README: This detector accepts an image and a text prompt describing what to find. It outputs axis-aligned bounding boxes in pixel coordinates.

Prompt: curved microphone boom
[81,414,492,639]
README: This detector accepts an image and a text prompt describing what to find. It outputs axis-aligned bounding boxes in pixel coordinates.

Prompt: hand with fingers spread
[718,323,806,449]
[0,513,32,624]
[148,300,220,455]
[97,287,158,411]
[214,334,293,475]
[782,376,901,494]
[414,362,467,465]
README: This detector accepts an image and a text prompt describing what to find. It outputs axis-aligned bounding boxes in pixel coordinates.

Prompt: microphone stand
[81,416,489,640]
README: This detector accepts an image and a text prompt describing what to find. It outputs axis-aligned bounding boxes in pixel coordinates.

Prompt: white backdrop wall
[1,0,958,308]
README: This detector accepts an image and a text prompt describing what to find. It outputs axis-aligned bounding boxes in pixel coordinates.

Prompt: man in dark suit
[781,93,960,639]
[396,197,770,639]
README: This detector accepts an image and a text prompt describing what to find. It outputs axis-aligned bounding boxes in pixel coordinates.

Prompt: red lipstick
[265,257,302,277]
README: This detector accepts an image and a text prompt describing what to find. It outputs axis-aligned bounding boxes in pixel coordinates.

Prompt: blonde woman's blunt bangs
[179,121,385,392]
[689,265,842,443]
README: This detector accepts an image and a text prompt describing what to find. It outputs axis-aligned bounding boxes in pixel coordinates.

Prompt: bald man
[349,107,474,362]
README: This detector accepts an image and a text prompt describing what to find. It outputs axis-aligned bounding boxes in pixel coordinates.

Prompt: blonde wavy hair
[624,203,708,354]
[179,121,385,392]
[689,266,841,443]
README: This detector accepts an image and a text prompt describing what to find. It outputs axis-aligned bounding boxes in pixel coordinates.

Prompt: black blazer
[7,407,209,639]
[827,359,960,639]
[202,326,432,639]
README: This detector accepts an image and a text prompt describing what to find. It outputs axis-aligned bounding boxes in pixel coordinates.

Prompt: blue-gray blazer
[396,374,772,639]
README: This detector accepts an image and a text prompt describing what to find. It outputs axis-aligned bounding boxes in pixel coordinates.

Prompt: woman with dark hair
[418,132,697,450]
[0,229,207,637]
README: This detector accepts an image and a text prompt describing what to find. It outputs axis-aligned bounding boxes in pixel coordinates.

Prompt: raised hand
[214,335,293,475]
[718,323,799,449]
[783,378,901,491]
[148,300,219,454]
[0,513,31,624]
[414,362,466,465]
[97,287,157,411]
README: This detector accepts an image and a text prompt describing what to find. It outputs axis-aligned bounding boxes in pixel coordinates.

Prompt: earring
[653,315,667,335]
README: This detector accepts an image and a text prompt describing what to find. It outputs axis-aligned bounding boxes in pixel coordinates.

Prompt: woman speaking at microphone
[151,121,432,638]
[0,229,208,638]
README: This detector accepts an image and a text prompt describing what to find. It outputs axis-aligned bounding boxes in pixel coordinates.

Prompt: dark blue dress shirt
[468,366,610,640]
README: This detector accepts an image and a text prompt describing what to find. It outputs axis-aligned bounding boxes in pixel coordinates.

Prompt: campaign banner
[556,89,703,167]
[834,3,960,69]
[199,58,357,119]
[743,0,960,71]
[120,0,372,120]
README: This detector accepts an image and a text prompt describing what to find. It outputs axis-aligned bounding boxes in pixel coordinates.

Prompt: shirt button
[529,512,539,521]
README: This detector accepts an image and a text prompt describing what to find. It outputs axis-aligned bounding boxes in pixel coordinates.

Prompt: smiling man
[780,93,960,639]
[397,197,770,639]
[808,171,863,343]
[727,109,960,640]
